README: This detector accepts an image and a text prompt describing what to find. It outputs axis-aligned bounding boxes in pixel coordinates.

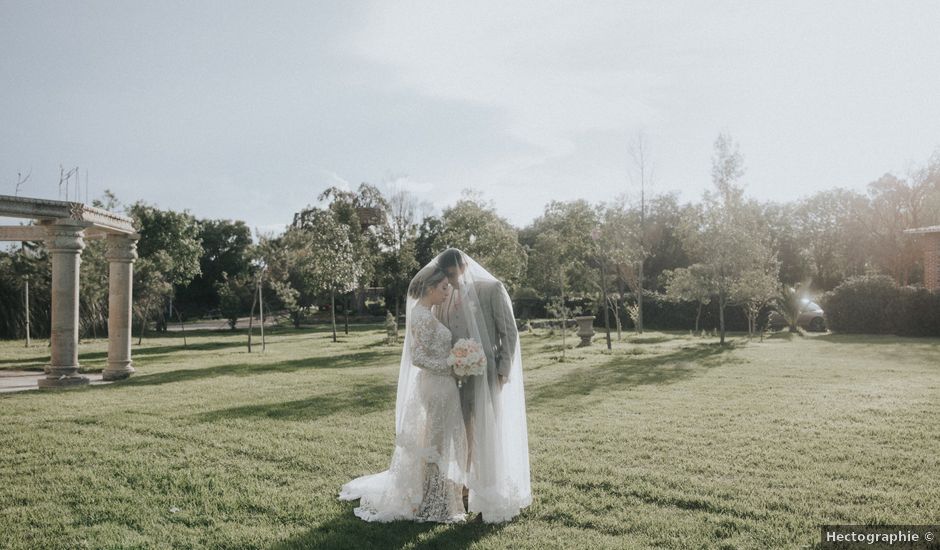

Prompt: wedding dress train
[339,304,468,523]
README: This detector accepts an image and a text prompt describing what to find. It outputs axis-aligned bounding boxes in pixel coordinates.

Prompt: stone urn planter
[575,316,596,347]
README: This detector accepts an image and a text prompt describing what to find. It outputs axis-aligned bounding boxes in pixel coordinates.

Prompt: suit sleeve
[490,281,518,377]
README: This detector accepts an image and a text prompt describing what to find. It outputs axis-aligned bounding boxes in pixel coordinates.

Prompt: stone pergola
[904,225,940,291]
[0,195,139,389]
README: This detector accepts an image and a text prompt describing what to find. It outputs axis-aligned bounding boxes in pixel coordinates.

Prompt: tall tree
[681,134,775,344]
[175,219,252,317]
[520,199,598,298]
[439,192,527,290]
[381,189,420,323]
[128,202,202,336]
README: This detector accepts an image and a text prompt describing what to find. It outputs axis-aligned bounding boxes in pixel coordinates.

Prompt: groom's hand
[498,374,508,386]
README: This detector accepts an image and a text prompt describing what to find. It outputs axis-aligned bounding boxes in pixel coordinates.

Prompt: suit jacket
[436,279,518,378]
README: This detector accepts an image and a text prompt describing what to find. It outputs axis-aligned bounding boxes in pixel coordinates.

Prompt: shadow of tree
[96,350,392,388]
[195,381,396,423]
[271,507,506,550]
[528,342,740,409]
[812,333,940,347]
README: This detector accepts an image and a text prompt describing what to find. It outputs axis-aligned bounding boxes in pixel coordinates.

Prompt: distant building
[904,225,940,290]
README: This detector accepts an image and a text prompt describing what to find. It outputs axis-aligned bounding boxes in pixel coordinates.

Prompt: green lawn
[1,326,938,549]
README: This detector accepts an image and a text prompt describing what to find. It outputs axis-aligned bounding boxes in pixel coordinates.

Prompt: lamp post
[23,274,30,348]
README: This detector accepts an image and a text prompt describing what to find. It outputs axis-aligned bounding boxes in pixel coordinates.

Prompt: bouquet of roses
[447,338,486,388]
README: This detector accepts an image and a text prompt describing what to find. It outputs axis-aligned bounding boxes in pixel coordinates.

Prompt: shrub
[821,275,898,334]
[821,274,940,336]
[891,286,940,337]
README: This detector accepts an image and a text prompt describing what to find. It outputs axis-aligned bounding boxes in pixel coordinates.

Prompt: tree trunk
[331,288,338,343]
[24,275,30,348]
[600,261,611,350]
[248,287,257,352]
[259,283,265,352]
[344,294,349,335]
[718,292,726,345]
[695,302,702,333]
[137,311,146,346]
[637,260,644,334]
[395,292,401,330]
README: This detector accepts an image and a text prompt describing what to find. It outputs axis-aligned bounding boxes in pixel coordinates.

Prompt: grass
[1,326,939,549]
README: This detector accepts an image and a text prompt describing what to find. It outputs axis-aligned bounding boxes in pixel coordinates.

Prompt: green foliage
[128,202,202,287]
[265,207,364,328]
[0,246,51,339]
[128,202,203,333]
[176,219,252,317]
[414,215,444,268]
[821,274,940,336]
[773,284,807,333]
[680,134,777,343]
[521,199,599,296]
[439,193,527,290]
[216,273,254,330]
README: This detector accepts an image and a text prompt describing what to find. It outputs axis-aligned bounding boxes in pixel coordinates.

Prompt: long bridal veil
[430,249,532,523]
[339,251,531,524]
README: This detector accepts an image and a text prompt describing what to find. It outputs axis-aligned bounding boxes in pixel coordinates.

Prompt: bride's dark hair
[408,265,447,300]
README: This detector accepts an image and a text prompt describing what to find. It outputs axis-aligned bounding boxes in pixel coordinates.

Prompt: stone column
[103,234,138,381]
[39,222,89,389]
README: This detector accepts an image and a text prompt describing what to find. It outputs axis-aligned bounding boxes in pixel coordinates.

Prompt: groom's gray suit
[436,279,518,461]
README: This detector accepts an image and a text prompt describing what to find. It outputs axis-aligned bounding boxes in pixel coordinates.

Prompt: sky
[2,1,940,234]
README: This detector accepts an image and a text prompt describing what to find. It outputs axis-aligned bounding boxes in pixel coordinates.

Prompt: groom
[435,249,518,502]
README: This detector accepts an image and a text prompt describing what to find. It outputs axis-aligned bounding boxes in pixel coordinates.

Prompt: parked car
[768,299,827,332]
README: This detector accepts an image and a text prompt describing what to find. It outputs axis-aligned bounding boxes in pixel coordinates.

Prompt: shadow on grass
[101,350,392,388]
[812,332,940,346]
[528,342,740,409]
[271,507,505,550]
[625,335,673,345]
[196,381,395,423]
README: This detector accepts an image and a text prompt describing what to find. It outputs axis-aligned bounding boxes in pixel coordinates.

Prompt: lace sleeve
[410,309,449,374]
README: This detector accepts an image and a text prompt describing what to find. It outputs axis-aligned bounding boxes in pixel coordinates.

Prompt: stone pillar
[103,234,138,381]
[924,234,940,291]
[39,222,89,389]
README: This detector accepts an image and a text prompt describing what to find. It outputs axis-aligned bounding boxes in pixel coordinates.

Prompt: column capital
[105,233,139,263]
[44,222,88,254]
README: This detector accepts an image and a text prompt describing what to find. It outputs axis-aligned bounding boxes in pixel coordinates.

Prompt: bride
[339,250,532,524]
[339,263,469,523]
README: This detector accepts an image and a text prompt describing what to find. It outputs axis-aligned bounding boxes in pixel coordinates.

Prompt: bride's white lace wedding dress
[338,303,468,523]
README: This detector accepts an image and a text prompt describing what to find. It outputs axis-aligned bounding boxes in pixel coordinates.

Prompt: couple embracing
[339,248,532,524]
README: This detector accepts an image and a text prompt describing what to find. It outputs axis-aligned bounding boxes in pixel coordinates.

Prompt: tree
[680,134,775,344]
[663,264,713,333]
[415,215,444,268]
[281,208,363,341]
[439,192,527,290]
[216,272,254,330]
[625,131,655,333]
[794,189,870,289]
[731,265,780,337]
[520,199,598,298]
[176,219,252,317]
[863,160,940,285]
[128,202,202,335]
[380,189,421,324]
[773,282,810,334]
[305,183,389,313]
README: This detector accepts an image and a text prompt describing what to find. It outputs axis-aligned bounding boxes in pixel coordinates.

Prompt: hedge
[820,275,940,336]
